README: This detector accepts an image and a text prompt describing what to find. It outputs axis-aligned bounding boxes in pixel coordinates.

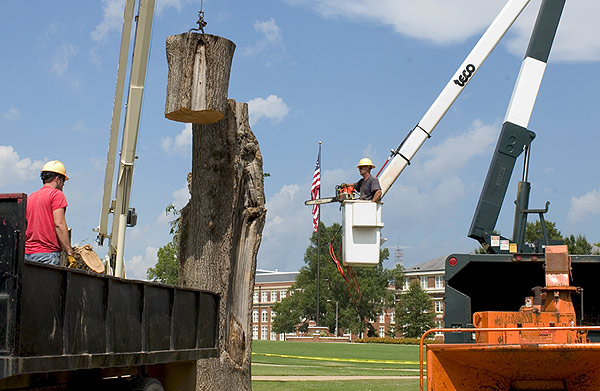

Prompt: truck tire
[130,378,164,391]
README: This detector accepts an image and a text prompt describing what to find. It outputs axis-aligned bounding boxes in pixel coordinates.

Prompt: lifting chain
[189,0,207,34]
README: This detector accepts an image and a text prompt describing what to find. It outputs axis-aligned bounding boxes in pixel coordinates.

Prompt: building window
[253,292,259,303]
[280,290,287,299]
[434,301,443,313]
[435,275,444,289]
[261,291,268,303]
[280,333,285,341]
[390,311,395,324]
[261,326,268,340]
[252,310,258,323]
[420,276,428,289]
[262,310,268,322]
[271,331,277,341]
[403,279,410,291]
[271,311,276,319]
[379,313,385,323]
[271,291,278,302]
[252,326,258,340]
[379,326,385,338]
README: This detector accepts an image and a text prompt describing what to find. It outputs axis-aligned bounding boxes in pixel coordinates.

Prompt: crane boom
[379,0,530,197]
[96,0,155,277]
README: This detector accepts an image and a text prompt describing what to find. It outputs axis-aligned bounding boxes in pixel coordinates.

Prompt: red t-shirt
[25,186,68,254]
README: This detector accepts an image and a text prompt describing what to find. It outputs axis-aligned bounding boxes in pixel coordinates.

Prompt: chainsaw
[304,184,356,205]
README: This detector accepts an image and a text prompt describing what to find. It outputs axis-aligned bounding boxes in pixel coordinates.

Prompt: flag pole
[316,141,321,326]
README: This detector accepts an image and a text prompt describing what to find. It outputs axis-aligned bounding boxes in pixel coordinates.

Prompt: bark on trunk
[165,33,236,124]
[179,100,266,390]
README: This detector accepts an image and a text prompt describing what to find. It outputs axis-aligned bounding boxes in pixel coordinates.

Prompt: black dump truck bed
[0,194,218,390]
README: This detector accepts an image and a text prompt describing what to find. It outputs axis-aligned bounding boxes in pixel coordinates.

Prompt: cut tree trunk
[179,100,266,391]
[165,33,236,124]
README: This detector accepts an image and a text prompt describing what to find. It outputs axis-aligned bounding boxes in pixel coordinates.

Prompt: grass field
[251,341,424,391]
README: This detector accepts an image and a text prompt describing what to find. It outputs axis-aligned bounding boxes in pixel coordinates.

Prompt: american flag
[311,145,321,232]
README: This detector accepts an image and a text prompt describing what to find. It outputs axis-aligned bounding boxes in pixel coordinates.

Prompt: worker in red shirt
[25,160,74,266]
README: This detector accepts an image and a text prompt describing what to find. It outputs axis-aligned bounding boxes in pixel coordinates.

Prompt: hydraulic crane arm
[378,0,531,197]
[469,0,566,252]
[96,0,156,277]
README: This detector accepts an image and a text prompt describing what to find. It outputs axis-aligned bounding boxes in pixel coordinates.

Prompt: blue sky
[1,0,599,279]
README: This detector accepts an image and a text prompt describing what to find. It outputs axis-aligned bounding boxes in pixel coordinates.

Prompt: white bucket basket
[341,200,384,266]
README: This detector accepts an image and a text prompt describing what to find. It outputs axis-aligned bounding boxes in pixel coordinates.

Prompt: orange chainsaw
[304,184,356,205]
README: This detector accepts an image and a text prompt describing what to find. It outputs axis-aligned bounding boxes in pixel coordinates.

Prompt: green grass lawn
[251,341,424,391]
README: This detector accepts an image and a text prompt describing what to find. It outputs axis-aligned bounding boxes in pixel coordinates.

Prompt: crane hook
[189,10,207,34]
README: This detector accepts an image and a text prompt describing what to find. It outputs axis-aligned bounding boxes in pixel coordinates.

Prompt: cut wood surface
[165,33,235,124]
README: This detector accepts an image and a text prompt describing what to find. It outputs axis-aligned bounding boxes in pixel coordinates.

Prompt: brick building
[252,256,447,341]
[401,255,446,334]
[252,269,298,341]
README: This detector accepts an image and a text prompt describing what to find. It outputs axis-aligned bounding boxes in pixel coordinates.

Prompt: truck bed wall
[0,194,218,380]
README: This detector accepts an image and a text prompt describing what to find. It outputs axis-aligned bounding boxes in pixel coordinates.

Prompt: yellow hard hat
[41,160,69,180]
[357,158,375,168]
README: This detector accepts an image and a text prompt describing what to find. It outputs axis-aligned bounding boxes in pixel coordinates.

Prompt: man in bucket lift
[341,158,382,202]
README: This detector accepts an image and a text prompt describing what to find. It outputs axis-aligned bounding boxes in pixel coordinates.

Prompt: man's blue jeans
[25,252,61,266]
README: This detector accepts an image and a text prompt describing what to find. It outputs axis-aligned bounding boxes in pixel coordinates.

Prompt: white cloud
[92,0,125,42]
[286,0,600,60]
[72,120,90,133]
[420,120,497,180]
[157,184,189,224]
[2,106,20,122]
[568,190,600,224]
[0,146,44,188]
[162,123,192,154]
[506,0,600,61]
[126,245,159,280]
[286,0,506,44]
[172,185,190,210]
[156,0,186,14]
[51,43,78,77]
[248,95,289,126]
[245,17,285,57]
[258,183,312,270]
[92,0,190,42]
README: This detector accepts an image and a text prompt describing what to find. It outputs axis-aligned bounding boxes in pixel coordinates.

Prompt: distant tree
[147,204,180,285]
[564,234,593,255]
[389,262,405,290]
[525,220,563,243]
[272,222,392,336]
[147,240,179,285]
[397,281,435,338]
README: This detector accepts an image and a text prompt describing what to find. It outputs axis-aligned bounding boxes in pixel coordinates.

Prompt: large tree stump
[165,33,236,124]
[179,100,266,390]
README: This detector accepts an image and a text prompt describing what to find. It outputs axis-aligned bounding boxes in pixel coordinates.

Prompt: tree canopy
[525,219,596,254]
[147,204,180,285]
[396,281,435,338]
[272,222,393,336]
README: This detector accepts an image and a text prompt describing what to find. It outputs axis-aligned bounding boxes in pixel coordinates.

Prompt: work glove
[67,254,77,268]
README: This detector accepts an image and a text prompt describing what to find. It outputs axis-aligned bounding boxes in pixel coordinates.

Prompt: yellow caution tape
[252,352,422,365]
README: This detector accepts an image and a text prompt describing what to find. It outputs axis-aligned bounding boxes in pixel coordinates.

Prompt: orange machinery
[424,245,600,391]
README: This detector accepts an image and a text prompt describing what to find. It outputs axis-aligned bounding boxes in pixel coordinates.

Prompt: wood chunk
[165,33,236,124]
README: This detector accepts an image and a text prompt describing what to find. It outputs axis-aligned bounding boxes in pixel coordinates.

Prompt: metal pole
[335,301,339,336]
[315,141,322,326]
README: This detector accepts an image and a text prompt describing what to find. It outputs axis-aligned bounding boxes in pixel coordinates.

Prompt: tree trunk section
[165,33,236,124]
[179,100,266,390]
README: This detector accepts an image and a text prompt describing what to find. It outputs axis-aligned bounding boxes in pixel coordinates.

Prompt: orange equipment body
[336,185,355,201]
[424,245,597,391]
